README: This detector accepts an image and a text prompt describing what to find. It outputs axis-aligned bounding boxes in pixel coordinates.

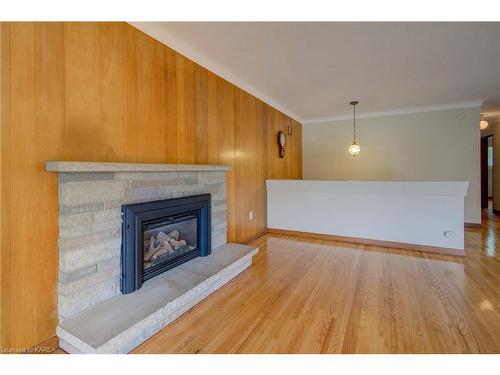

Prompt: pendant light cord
[353,103,356,143]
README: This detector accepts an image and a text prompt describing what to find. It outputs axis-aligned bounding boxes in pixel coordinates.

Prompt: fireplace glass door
[142,213,199,280]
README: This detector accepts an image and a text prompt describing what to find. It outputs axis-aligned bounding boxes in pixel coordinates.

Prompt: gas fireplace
[121,194,211,294]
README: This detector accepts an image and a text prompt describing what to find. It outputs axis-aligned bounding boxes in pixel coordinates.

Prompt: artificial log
[145,230,186,262]
[170,239,187,250]
[144,235,159,262]
[168,230,180,241]
[156,231,168,242]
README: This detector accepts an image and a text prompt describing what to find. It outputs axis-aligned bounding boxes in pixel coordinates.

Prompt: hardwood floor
[132,207,500,354]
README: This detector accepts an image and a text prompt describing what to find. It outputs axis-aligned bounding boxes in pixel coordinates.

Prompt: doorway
[481,135,493,210]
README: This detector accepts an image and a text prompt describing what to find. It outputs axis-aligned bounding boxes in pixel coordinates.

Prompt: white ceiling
[131,22,500,123]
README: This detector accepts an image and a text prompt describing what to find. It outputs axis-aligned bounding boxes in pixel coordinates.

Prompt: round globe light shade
[349,143,360,156]
[480,119,489,130]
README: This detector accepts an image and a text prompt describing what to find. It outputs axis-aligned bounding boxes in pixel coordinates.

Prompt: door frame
[481,135,493,209]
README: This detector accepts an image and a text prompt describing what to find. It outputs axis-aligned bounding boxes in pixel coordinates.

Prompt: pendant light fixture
[480,114,488,130]
[348,100,360,157]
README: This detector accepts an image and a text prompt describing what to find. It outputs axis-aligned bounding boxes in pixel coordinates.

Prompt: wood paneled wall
[0,22,302,349]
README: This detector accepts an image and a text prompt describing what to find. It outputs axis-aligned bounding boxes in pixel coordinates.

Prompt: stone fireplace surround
[46,161,258,353]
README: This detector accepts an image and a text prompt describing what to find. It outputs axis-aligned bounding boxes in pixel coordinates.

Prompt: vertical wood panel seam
[5,22,13,347]
[32,22,39,342]
[0,22,3,347]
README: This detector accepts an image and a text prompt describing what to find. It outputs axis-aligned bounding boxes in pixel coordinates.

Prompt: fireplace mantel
[46,161,231,173]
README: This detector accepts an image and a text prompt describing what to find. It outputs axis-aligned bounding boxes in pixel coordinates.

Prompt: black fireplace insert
[121,194,211,294]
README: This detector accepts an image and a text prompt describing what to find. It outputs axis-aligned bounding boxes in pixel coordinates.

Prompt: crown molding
[128,22,303,123]
[303,100,484,125]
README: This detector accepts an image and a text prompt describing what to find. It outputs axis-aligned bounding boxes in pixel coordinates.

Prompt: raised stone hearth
[58,243,257,354]
[46,161,258,353]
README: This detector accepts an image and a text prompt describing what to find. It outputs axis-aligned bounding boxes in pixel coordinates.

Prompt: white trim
[128,22,303,123]
[303,100,484,124]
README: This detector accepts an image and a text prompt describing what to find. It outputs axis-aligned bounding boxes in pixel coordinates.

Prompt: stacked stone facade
[56,169,228,319]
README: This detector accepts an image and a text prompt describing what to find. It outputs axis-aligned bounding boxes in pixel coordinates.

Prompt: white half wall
[302,107,481,224]
[267,180,468,251]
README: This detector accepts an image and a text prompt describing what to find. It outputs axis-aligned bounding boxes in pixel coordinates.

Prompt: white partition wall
[267,180,469,254]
